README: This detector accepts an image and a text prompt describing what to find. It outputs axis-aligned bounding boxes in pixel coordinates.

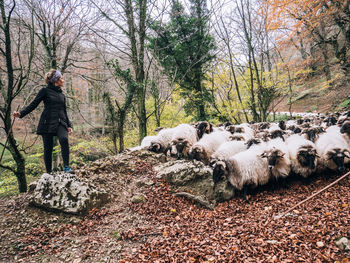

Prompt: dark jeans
[42,125,69,173]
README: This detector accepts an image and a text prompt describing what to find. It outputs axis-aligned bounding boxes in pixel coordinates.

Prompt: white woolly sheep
[340,120,350,144]
[260,138,291,183]
[169,124,198,158]
[211,140,247,161]
[315,129,350,172]
[286,135,318,178]
[189,130,231,164]
[301,126,325,142]
[224,146,270,200]
[211,140,247,183]
[148,127,177,153]
[194,121,213,139]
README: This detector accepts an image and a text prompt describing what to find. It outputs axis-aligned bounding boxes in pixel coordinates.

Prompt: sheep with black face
[169,124,198,158]
[315,128,350,173]
[286,135,319,178]
[301,126,325,142]
[210,140,247,183]
[224,146,270,200]
[189,130,231,164]
[260,138,291,184]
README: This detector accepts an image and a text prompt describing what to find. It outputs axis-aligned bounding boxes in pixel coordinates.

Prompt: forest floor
[0,150,349,263]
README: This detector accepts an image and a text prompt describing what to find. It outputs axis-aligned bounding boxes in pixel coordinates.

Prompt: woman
[13,69,73,174]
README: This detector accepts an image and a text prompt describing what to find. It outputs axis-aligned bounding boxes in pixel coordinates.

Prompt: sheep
[255,131,270,142]
[260,138,291,186]
[229,134,247,141]
[211,140,247,183]
[128,135,158,151]
[301,126,325,142]
[268,123,281,132]
[268,129,285,141]
[239,123,255,138]
[224,146,270,200]
[194,121,213,139]
[211,140,247,161]
[340,120,350,143]
[286,135,319,178]
[148,128,177,153]
[189,130,231,164]
[316,129,350,172]
[337,111,350,125]
[245,138,264,149]
[278,120,286,130]
[141,135,158,148]
[169,124,198,158]
[225,125,236,134]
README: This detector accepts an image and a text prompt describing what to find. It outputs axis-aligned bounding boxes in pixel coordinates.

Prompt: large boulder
[155,159,235,204]
[30,173,109,215]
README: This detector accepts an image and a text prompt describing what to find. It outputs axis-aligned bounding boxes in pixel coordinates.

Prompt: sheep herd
[133,111,350,199]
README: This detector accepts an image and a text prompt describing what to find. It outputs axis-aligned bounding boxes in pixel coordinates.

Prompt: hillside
[0,150,349,262]
[276,73,350,114]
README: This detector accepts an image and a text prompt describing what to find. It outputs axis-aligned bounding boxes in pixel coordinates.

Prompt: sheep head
[324,116,337,126]
[301,127,323,142]
[261,148,285,171]
[293,127,302,134]
[196,121,213,139]
[225,125,236,134]
[245,138,261,149]
[326,148,349,173]
[297,119,304,125]
[230,135,245,141]
[173,138,190,159]
[149,142,162,153]
[212,160,227,184]
[235,127,245,133]
[279,120,286,130]
[259,122,270,130]
[297,146,318,170]
[340,121,350,136]
[269,130,285,141]
[190,145,209,163]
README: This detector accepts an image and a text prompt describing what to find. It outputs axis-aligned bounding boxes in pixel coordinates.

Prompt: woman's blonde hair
[44,69,58,84]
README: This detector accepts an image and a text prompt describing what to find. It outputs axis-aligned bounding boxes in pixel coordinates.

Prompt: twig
[274,171,350,219]
[174,192,214,210]
[0,105,20,164]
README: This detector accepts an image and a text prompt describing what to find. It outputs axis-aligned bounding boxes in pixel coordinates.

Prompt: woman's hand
[13,111,20,118]
[68,127,73,135]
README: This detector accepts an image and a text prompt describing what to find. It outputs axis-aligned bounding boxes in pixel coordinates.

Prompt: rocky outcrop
[30,173,109,215]
[155,159,235,206]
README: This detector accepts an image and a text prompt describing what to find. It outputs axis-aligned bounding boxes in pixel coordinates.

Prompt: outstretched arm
[18,88,46,118]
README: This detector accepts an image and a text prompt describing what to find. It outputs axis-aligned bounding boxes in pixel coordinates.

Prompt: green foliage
[338,98,350,109]
[148,0,216,120]
[0,135,111,197]
[69,137,110,168]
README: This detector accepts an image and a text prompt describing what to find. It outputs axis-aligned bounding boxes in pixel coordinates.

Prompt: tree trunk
[118,110,126,152]
[138,85,147,143]
[7,128,27,192]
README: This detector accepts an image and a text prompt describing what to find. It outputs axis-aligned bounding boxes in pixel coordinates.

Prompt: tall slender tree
[149,0,216,121]
[0,0,34,192]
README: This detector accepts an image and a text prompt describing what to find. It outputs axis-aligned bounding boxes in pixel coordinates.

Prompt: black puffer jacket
[20,84,72,135]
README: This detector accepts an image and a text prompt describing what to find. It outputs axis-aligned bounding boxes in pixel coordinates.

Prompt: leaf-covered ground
[0,150,349,262]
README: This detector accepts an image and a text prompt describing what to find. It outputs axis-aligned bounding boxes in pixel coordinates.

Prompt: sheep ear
[344,150,350,159]
[301,128,308,134]
[327,150,335,159]
[260,152,267,158]
[278,152,285,157]
[209,158,217,167]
